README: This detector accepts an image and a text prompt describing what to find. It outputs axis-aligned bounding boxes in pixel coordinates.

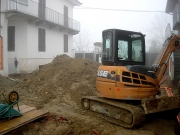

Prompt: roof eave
[67,0,82,6]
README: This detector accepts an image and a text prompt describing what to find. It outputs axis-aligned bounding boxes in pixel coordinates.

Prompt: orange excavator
[81,29,180,128]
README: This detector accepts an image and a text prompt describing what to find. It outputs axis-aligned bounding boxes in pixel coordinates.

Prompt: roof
[67,0,82,6]
[165,0,177,13]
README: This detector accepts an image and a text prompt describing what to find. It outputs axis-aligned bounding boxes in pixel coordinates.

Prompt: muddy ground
[1,54,180,135]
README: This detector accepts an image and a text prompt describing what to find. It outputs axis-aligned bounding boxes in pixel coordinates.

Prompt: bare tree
[73,29,93,52]
[146,13,172,52]
[149,39,159,53]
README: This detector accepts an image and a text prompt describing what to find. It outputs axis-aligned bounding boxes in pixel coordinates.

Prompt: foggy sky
[73,0,172,50]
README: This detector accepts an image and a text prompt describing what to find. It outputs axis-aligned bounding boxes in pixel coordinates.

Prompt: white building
[0,0,81,76]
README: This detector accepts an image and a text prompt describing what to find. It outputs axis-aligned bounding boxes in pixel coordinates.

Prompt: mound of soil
[15,54,100,108]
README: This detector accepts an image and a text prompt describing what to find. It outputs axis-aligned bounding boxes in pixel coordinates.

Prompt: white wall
[8,17,27,74]
[0,13,8,76]
[19,22,73,73]
[27,23,72,58]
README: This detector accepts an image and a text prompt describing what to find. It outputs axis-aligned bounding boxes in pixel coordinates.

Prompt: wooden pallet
[0,105,49,135]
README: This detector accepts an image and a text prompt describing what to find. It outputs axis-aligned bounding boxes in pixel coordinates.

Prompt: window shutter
[64,6,68,27]
[38,0,46,19]
[8,26,15,51]
[64,35,68,52]
[42,29,45,51]
[38,28,46,52]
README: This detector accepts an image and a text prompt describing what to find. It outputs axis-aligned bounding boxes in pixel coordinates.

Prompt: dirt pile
[0,75,17,93]
[16,54,100,108]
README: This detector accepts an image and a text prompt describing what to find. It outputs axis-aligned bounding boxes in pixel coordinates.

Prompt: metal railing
[1,0,80,31]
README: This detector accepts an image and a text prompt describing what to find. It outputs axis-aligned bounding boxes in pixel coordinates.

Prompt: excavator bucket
[141,95,180,114]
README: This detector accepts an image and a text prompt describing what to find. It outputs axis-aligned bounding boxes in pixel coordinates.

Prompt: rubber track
[81,96,145,128]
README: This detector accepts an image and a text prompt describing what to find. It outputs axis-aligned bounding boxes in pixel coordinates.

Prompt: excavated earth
[1,54,180,135]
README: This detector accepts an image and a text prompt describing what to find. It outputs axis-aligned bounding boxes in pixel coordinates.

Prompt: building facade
[166,0,180,80]
[0,0,81,76]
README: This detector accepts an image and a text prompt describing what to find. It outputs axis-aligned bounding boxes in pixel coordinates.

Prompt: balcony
[1,0,80,34]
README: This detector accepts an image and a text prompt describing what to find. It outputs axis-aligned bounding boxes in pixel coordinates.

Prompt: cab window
[118,40,128,60]
[102,32,112,60]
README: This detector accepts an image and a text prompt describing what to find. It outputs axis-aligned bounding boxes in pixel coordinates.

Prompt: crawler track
[81,96,145,128]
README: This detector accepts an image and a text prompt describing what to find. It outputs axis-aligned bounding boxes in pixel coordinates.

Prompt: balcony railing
[1,0,80,31]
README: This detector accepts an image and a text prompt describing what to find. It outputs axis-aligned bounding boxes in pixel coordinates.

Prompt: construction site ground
[1,54,180,135]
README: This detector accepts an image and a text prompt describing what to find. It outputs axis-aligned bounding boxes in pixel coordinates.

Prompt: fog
[73,0,172,51]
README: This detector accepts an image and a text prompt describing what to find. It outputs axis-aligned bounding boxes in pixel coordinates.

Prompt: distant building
[0,0,81,76]
[94,42,101,63]
[94,42,102,53]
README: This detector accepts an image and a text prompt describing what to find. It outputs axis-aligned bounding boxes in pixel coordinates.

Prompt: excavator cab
[102,29,145,66]
[102,29,156,79]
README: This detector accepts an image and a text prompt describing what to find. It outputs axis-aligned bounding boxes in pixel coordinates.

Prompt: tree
[146,13,172,52]
[73,29,93,52]
[148,39,159,53]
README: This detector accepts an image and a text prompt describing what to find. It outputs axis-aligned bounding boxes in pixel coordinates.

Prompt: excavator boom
[153,35,180,82]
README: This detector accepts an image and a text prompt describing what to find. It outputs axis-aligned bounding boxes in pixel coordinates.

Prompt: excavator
[81,29,180,128]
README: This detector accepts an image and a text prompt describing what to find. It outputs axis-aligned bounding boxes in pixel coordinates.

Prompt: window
[8,26,15,51]
[118,40,128,60]
[38,28,46,52]
[117,33,144,62]
[17,0,28,5]
[64,35,68,52]
[132,39,143,62]
[102,31,112,60]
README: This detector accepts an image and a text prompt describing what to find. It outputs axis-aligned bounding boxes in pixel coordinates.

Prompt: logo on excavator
[97,70,108,77]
